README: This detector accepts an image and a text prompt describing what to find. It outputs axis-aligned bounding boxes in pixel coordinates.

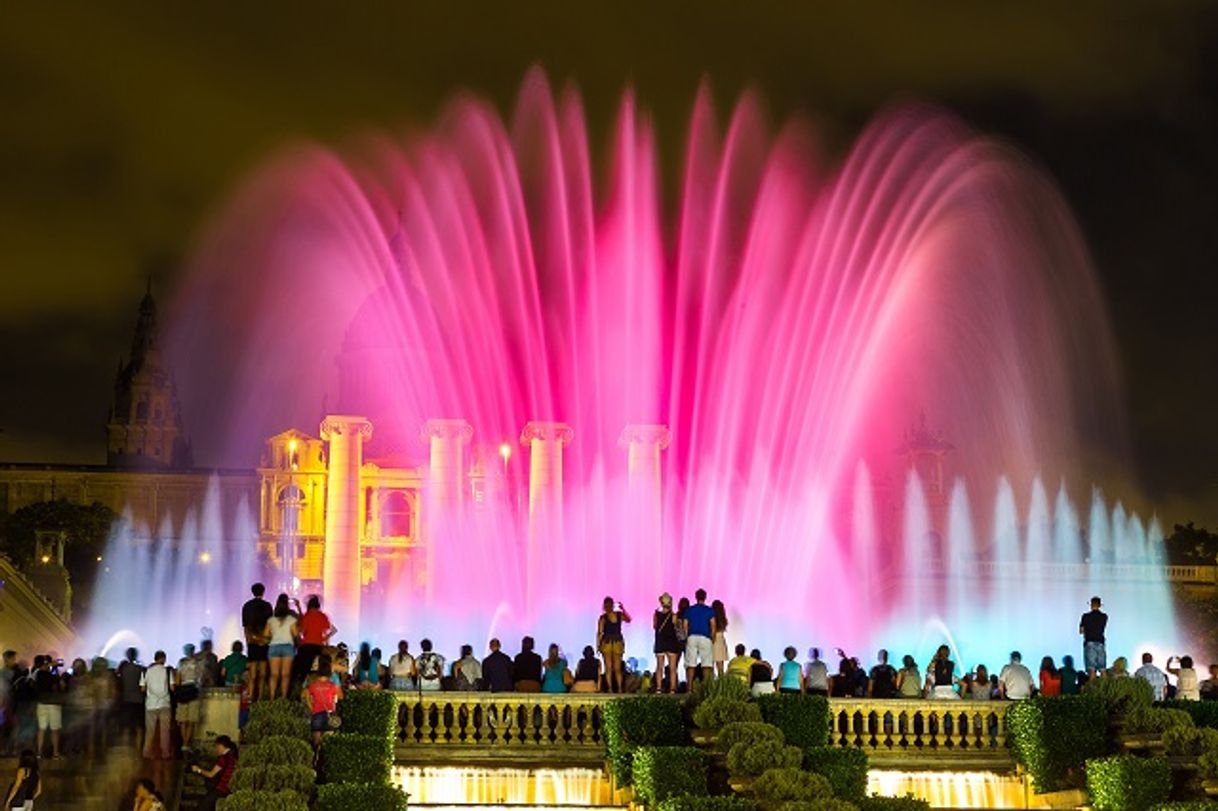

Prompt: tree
[0,499,123,616]
[1163,522,1218,565]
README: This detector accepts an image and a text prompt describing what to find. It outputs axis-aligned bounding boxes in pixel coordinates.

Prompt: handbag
[173,682,200,704]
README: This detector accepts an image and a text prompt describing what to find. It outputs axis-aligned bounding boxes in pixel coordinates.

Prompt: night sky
[2,3,1217,524]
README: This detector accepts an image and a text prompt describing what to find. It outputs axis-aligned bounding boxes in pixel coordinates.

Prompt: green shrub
[335,689,398,739]
[1151,803,1218,810]
[320,733,393,784]
[1199,749,1218,780]
[773,800,859,811]
[1007,695,1110,792]
[314,783,410,811]
[604,696,687,785]
[726,738,803,777]
[217,790,309,811]
[1087,755,1172,811]
[856,797,932,811]
[752,767,833,802]
[244,700,310,744]
[1162,725,1218,757]
[805,746,868,801]
[693,697,762,730]
[1125,707,1195,734]
[1083,677,1154,714]
[656,796,755,811]
[756,693,830,748]
[690,674,753,706]
[716,721,785,753]
[632,746,708,805]
[1160,701,1218,730]
[237,735,313,768]
[230,764,315,795]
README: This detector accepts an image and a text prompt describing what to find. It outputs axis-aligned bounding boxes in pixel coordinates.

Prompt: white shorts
[36,703,62,731]
[685,635,713,666]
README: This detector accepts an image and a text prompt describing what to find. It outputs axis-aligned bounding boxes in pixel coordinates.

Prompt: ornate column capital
[421,418,474,443]
[520,421,573,446]
[320,415,373,441]
[619,423,672,449]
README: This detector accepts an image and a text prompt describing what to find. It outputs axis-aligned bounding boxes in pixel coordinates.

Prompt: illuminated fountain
[142,69,1174,668]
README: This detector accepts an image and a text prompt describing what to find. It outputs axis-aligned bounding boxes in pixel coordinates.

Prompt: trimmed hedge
[751,767,833,802]
[1163,725,1218,757]
[632,746,708,805]
[656,796,754,811]
[805,745,868,801]
[726,738,803,777]
[237,735,313,768]
[604,696,687,785]
[1160,700,1218,730]
[230,764,315,795]
[1151,803,1218,811]
[244,700,311,744]
[689,674,752,706]
[335,689,398,739]
[693,697,762,730]
[1125,707,1195,734]
[1199,748,1218,780]
[1007,695,1110,792]
[314,783,410,811]
[1086,755,1172,811]
[217,790,309,811]
[320,733,393,784]
[756,693,830,748]
[716,721,785,753]
[857,797,932,811]
[1083,676,1154,714]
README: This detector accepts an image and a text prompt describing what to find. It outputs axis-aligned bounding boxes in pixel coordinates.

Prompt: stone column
[619,424,671,592]
[321,415,372,645]
[521,421,573,609]
[421,419,473,602]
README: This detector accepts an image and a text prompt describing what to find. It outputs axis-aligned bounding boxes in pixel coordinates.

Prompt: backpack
[418,653,443,681]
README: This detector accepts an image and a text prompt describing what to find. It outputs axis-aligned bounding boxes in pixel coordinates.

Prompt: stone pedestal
[321,415,372,645]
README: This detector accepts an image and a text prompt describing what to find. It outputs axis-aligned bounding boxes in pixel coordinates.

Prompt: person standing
[1134,653,1168,701]
[652,594,681,694]
[3,750,40,810]
[241,584,273,701]
[1079,596,1108,679]
[175,644,203,749]
[597,597,632,693]
[32,657,63,759]
[220,642,247,688]
[681,589,716,687]
[998,652,1034,700]
[116,648,145,749]
[480,640,513,693]
[140,651,173,760]
[263,595,299,699]
[711,601,729,676]
[303,657,342,748]
[292,596,335,690]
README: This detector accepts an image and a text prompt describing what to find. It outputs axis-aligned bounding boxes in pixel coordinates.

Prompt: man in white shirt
[387,640,416,691]
[140,650,173,759]
[804,648,830,695]
[1134,652,1169,701]
[176,643,203,749]
[999,651,1034,699]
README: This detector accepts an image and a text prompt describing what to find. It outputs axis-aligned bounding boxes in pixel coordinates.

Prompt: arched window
[381,491,413,538]
[278,484,305,534]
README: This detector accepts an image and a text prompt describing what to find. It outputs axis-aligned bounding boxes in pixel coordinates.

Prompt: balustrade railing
[391,693,1009,761]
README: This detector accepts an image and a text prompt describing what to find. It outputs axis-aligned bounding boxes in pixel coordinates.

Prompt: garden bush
[217,790,309,811]
[756,693,830,748]
[693,697,763,730]
[856,797,932,811]
[690,674,753,706]
[314,783,410,811]
[237,735,313,768]
[1151,803,1218,810]
[1124,707,1195,734]
[751,767,833,802]
[1160,700,1218,730]
[1199,749,1218,780]
[1083,676,1154,714]
[726,738,803,777]
[716,720,785,753]
[632,746,708,805]
[243,700,310,744]
[769,800,858,811]
[604,696,687,785]
[230,764,315,795]
[1162,725,1218,757]
[656,795,755,811]
[335,688,399,739]
[805,746,868,801]
[1086,754,1172,811]
[320,733,393,784]
[1007,695,1110,792]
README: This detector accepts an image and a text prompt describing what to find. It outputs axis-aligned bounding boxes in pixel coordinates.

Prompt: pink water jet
[161,70,1170,665]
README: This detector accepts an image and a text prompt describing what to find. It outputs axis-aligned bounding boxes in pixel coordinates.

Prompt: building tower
[106,283,191,468]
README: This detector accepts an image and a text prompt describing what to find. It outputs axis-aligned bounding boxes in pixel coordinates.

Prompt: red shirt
[215,750,238,793]
[307,678,339,713]
[1039,670,1062,697]
[298,609,331,646]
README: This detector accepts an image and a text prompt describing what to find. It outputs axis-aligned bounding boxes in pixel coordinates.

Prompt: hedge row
[1007,695,1110,792]
[320,689,408,810]
[220,701,314,811]
[1086,755,1172,811]
[603,696,687,786]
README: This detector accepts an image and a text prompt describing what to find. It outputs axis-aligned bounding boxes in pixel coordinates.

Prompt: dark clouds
[2,2,1217,521]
